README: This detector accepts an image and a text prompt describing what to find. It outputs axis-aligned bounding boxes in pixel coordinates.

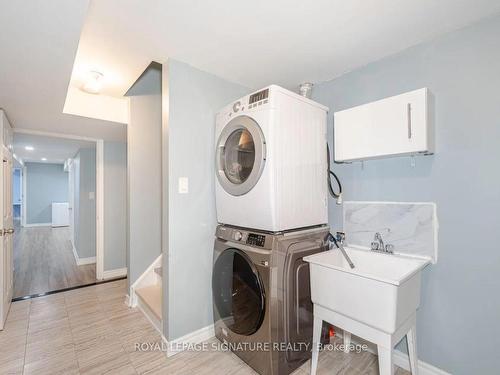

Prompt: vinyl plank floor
[13,221,95,298]
[1,280,412,374]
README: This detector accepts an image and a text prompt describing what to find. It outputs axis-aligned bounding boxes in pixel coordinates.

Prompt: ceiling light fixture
[82,71,104,94]
[41,158,47,161]
[25,146,34,151]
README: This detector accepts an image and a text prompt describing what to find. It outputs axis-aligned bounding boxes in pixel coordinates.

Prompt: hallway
[13,222,95,298]
[0,279,167,374]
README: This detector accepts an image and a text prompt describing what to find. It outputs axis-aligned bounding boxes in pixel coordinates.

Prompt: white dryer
[215,85,328,232]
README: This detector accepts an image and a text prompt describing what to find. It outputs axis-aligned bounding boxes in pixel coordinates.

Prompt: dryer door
[212,248,265,336]
[216,115,266,196]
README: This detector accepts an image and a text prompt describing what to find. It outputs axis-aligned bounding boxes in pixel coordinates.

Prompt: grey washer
[216,115,266,196]
[212,224,330,375]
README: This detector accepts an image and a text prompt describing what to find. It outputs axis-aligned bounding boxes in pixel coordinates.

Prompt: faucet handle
[371,241,380,251]
[336,231,346,244]
[385,244,394,253]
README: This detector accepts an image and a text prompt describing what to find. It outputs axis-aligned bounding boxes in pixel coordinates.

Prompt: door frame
[13,128,105,280]
[11,166,22,224]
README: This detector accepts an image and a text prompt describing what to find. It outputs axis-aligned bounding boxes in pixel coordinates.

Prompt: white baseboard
[102,267,127,279]
[71,242,96,266]
[393,350,451,375]
[166,324,215,357]
[77,256,96,266]
[335,330,451,375]
[24,222,51,227]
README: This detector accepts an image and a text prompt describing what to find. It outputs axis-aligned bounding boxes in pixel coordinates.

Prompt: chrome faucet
[327,231,355,269]
[371,232,394,254]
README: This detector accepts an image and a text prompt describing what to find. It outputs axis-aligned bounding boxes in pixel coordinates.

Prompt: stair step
[136,284,162,320]
[154,267,162,277]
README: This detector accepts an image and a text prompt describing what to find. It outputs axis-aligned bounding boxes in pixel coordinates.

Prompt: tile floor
[0,279,410,375]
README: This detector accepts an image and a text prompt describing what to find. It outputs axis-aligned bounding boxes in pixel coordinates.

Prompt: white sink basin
[304,247,429,334]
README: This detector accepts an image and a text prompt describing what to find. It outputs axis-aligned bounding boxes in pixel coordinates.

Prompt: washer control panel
[216,225,272,250]
[246,233,266,247]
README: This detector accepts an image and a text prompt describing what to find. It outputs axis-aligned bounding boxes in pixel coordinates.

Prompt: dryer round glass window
[216,116,266,196]
[212,248,265,336]
[223,129,255,184]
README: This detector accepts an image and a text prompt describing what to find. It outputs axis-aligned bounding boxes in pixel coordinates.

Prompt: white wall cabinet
[334,88,434,162]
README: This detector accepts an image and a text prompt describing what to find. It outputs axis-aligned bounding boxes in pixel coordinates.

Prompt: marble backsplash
[343,201,438,263]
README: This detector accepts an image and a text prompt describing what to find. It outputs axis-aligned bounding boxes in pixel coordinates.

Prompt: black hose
[327,143,342,199]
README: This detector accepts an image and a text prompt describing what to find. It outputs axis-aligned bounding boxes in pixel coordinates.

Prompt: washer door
[212,248,265,336]
[216,116,266,196]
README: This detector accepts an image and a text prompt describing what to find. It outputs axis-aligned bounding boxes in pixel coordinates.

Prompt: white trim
[77,256,96,266]
[71,241,79,264]
[21,165,27,227]
[23,222,51,227]
[96,139,104,280]
[71,239,96,265]
[102,267,127,279]
[165,325,215,357]
[13,128,105,282]
[393,350,451,375]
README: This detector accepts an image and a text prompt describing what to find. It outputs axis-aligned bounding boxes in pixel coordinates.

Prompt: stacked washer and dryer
[212,85,331,375]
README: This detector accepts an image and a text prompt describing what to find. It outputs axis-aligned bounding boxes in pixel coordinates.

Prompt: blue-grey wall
[73,148,96,259]
[126,63,162,287]
[313,15,500,375]
[25,163,68,224]
[103,141,127,271]
[164,59,250,340]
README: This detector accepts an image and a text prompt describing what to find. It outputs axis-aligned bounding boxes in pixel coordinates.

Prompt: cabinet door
[334,102,376,161]
[334,88,430,162]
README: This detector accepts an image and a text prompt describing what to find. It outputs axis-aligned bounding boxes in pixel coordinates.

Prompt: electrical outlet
[178,177,189,194]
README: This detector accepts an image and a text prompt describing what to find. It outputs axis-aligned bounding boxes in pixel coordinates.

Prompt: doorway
[11,133,100,298]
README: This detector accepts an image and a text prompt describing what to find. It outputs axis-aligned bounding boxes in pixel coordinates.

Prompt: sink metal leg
[377,346,394,375]
[407,325,418,374]
[310,316,322,375]
[343,330,351,353]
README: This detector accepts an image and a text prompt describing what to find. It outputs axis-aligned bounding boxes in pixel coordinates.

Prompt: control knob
[233,231,242,241]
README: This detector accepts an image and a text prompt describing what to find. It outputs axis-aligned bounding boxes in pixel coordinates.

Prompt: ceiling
[13,133,95,165]
[71,0,500,97]
[0,0,127,141]
[2,1,500,133]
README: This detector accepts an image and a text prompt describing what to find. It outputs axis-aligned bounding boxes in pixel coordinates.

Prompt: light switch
[178,177,189,194]
[88,192,95,200]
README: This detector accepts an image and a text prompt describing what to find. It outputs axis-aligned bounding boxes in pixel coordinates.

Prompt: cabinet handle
[407,103,412,139]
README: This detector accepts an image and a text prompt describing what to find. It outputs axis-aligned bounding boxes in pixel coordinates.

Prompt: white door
[0,147,14,330]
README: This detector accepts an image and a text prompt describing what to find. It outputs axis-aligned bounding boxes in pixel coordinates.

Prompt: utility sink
[304,247,430,334]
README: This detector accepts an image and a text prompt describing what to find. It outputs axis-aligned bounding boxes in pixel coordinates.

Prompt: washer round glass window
[212,248,265,336]
[217,116,266,196]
